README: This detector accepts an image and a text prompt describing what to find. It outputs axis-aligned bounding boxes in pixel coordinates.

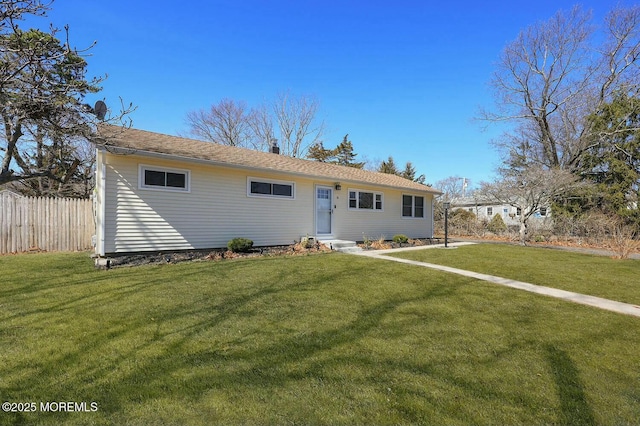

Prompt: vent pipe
[270,139,280,154]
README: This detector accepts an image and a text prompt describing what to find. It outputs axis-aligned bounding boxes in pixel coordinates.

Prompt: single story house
[450,197,551,227]
[93,126,441,256]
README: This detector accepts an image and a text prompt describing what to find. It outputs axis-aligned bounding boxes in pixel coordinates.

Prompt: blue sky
[29,0,615,187]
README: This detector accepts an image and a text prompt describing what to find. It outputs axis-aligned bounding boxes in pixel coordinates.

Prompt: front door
[316,186,333,235]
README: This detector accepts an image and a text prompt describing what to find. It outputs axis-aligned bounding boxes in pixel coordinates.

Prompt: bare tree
[186,92,324,157]
[270,92,324,158]
[247,103,275,152]
[185,98,258,149]
[479,167,581,244]
[435,176,470,201]
[481,5,640,171]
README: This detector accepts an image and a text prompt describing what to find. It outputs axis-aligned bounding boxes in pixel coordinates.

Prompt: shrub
[392,234,409,244]
[362,233,372,249]
[449,209,478,235]
[227,237,254,253]
[487,214,507,234]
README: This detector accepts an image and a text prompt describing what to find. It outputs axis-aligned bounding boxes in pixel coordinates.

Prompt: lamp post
[443,202,450,248]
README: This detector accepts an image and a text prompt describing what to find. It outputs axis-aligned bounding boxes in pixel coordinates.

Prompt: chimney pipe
[270,139,280,154]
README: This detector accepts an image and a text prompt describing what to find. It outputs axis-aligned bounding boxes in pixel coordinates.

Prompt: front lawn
[1,252,639,425]
[389,243,640,305]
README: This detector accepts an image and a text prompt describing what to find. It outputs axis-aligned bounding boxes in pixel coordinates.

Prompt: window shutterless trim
[402,194,425,219]
[139,164,191,192]
[348,188,383,211]
[247,176,295,199]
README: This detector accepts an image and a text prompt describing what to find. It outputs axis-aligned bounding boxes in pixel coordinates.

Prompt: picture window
[349,189,383,211]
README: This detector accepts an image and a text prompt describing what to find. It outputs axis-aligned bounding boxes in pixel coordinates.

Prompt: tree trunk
[519,220,528,246]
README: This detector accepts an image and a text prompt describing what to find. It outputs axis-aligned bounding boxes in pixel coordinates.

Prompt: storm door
[315,186,333,235]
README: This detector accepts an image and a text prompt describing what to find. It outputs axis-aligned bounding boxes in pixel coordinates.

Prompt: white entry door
[316,186,333,235]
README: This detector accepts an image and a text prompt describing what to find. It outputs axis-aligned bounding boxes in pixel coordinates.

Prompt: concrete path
[355,243,640,318]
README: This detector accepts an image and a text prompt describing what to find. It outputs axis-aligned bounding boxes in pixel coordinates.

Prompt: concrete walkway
[354,242,640,318]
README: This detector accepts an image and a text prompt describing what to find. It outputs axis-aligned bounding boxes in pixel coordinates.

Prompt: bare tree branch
[271,91,324,158]
[480,5,640,171]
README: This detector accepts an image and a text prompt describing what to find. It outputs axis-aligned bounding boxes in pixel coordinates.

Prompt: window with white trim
[402,195,424,218]
[348,189,383,211]
[487,207,493,216]
[140,165,190,192]
[539,207,547,216]
[247,177,294,199]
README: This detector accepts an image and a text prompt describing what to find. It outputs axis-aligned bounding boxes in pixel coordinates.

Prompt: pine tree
[307,142,334,162]
[401,162,416,180]
[307,134,364,168]
[334,135,364,168]
[378,156,399,175]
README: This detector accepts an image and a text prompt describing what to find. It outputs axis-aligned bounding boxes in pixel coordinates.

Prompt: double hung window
[402,195,424,218]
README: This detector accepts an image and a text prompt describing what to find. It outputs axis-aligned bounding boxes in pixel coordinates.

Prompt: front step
[318,239,363,253]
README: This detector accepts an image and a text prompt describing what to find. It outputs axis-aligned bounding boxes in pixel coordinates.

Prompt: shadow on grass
[1,257,465,424]
[545,344,596,425]
[2,253,625,424]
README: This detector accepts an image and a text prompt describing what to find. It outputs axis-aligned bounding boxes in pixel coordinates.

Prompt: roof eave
[103,145,441,194]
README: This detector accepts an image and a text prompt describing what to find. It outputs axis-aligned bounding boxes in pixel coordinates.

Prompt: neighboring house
[450,197,551,227]
[94,126,441,256]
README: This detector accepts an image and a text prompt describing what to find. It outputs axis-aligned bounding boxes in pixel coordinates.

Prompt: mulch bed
[103,241,332,268]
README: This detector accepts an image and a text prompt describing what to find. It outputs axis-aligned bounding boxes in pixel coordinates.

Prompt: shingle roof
[97,126,441,194]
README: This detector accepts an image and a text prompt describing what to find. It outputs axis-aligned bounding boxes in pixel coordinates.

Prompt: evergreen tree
[579,92,640,226]
[378,156,399,175]
[307,142,333,162]
[334,135,364,168]
[401,162,416,180]
[307,134,364,168]
[0,2,133,195]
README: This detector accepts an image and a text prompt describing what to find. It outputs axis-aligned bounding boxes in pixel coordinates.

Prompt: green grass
[389,243,640,305]
[0,251,639,425]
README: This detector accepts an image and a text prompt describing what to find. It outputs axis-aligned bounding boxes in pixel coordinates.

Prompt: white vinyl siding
[101,154,436,254]
[335,186,434,241]
[103,155,314,254]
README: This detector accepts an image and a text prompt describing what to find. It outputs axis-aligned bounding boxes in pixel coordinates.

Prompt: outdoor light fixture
[334,183,342,190]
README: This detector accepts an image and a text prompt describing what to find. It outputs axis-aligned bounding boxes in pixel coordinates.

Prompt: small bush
[487,214,507,234]
[227,237,254,253]
[392,234,409,244]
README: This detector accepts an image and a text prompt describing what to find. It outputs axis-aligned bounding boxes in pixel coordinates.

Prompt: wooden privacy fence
[0,192,95,254]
